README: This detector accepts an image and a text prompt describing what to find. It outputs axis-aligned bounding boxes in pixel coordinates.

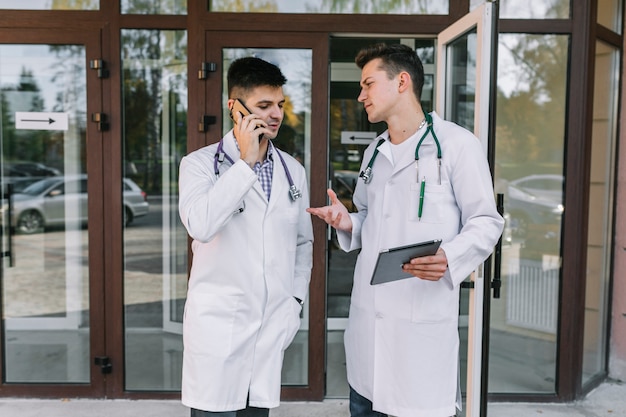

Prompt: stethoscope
[213,138,302,205]
[359,112,442,185]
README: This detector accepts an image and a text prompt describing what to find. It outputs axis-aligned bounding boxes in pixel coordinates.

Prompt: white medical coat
[178,132,313,412]
[338,112,504,417]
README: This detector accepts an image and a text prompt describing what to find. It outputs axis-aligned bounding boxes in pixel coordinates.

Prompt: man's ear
[398,72,411,92]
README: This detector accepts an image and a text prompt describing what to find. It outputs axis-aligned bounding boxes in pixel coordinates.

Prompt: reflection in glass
[122,0,186,14]
[444,30,476,132]
[0,44,90,383]
[222,47,312,386]
[326,37,435,397]
[210,0,447,14]
[490,34,568,394]
[121,29,188,391]
[582,41,619,385]
[500,0,569,19]
[597,0,623,34]
[0,0,98,10]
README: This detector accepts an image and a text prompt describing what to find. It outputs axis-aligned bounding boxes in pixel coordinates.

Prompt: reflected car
[506,174,564,237]
[333,170,359,212]
[3,162,61,177]
[10,175,149,234]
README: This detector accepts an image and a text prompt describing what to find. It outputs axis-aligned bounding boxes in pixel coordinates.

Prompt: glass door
[436,2,497,416]
[202,31,328,400]
[0,29,106,396]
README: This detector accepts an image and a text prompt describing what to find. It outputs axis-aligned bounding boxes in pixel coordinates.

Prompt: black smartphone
[230,98,263,141]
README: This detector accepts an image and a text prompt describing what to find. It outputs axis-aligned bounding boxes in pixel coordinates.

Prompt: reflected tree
[496,34,568,178]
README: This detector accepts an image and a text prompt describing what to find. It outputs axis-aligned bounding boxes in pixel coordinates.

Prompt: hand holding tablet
[370,239,442,285]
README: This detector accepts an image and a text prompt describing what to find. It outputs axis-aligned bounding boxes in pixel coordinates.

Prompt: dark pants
[349,386,457,417]
[349,386,387,417]
[190,405,269,417]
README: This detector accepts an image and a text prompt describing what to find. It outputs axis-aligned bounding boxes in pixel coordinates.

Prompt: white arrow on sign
[340,131,377,145]
[15,112,69,131]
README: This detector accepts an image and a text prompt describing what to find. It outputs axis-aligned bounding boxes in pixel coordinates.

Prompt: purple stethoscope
[213,138,302,205]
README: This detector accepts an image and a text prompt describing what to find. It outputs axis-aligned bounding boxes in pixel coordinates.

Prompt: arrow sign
[15,112,69,131]
[341,130,377,145]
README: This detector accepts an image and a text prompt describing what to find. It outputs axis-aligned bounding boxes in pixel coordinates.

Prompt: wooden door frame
[0,28,107,397]
[197,30,329,401]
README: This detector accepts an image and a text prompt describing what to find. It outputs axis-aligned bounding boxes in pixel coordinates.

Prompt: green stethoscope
[358,112,442,220]
[359,112,442,185]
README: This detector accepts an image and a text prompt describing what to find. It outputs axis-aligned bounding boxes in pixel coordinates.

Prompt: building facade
[0,0,624,414]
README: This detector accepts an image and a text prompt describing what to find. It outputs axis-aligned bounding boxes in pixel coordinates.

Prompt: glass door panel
[436,3,495,415]
[121,29,188,391]
[0,43,90,383]
[490,33,568,395]
[325,37,436,398]
[204,33,327,399]
[219,46,313,386]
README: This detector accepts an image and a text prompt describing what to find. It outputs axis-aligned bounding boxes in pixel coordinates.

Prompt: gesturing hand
[306,189,353,233]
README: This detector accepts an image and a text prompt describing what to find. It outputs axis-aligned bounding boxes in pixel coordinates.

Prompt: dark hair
[355,43,424,101]
[227,57,287,97]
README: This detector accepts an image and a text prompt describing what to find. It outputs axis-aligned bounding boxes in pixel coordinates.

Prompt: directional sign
[15,112,69,131]
[340,130,377,145]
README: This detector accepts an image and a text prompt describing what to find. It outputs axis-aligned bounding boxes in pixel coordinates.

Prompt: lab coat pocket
[408,182,448,223]
[281,298,302,350]
[183,293,241,357]
[411,281,457,323]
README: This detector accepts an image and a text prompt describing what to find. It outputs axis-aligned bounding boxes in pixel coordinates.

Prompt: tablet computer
[370,239,442,285]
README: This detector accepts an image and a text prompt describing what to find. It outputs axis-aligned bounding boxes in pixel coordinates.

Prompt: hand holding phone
[230,98,264,141]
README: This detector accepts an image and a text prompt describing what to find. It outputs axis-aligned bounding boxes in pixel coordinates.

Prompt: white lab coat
[338,112,504,417]
[178,132,313,412]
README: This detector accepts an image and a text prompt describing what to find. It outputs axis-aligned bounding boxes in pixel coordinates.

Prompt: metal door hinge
[94,356,112,374]
[92,113,109,132]
[90,59,109,79]
[198,62,217,80]
[198,115,216,132]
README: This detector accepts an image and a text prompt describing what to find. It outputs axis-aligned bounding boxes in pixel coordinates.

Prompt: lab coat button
[375,312,383,319]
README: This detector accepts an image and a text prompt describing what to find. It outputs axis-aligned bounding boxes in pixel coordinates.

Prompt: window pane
[121,29,188,391]
[500,0,569,19]
[1,44,90,383]
[0,0,98,10]
[325,37,436,397]
[598,0,623,34]
[221,47,313,386]
[491,34,569,394]
[210,0,448,14]
[122,0,186,14]
[582,41,619,385]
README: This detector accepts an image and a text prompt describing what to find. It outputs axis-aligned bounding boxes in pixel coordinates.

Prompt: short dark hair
[355,43,424,102]
[227,57,287,98]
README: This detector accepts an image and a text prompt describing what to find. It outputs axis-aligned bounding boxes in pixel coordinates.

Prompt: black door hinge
[198,62,217,80]
[198,115,216,132]
[92,113,109,132]
[94,356,112,374]
[90,59,109,79]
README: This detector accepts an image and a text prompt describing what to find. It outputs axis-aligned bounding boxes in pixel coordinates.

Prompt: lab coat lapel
[223,132,268,203]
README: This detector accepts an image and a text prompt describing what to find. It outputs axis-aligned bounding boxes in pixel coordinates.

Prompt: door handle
[492,193,504,298]
[1,183,14,267]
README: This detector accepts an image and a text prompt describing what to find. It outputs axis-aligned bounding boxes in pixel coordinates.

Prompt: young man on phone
[308,43,503,417]
[178,57,313,417]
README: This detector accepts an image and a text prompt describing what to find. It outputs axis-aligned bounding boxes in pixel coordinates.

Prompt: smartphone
[230,98,263,141]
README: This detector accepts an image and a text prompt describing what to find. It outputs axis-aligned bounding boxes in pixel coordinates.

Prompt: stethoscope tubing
[213,138,302,202]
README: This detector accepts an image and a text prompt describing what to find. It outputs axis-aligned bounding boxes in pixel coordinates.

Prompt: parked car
[3,162,61,177]
[10,175,149,234]
[506,174,564,237]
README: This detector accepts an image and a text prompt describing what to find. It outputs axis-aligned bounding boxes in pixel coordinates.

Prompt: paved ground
[0,379,623,417]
